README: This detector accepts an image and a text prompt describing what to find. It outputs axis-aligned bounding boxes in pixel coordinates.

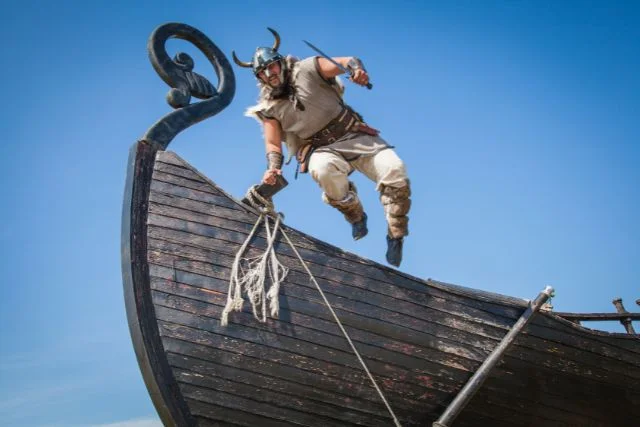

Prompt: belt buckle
[327,136,336,143]
[321,128,331,136]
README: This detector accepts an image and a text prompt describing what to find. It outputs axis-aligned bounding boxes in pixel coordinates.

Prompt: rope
[279,228,403,427]
[220,186,288,326]
[223,186,402,426]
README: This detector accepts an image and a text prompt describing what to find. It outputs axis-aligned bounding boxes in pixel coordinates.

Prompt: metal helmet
[232,28,284,77]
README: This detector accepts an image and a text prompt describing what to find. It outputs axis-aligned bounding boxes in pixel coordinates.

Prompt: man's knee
[310,162,339,184]
[309,156,350,200]
[377,157,408,189]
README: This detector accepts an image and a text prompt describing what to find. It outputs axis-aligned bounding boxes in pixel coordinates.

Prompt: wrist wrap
[347,57,366,74]
[266,151,283,170]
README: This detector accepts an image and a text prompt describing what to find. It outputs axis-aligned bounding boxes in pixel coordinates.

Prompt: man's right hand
[262,168,282,185]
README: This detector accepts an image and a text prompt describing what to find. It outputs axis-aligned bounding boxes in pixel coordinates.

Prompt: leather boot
[380,181,411,266]
[386,235,404,267]
[323,182,368,241]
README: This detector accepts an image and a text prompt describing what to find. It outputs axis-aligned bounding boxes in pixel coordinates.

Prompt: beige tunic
[247,57,390,162]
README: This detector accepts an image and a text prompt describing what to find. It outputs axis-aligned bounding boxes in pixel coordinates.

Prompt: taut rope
[222,188,402,426]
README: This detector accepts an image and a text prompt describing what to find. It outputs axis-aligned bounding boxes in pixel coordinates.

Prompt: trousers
[308,148,408,201]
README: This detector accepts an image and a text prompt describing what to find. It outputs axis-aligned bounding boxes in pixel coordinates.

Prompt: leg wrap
[323,182,365,224]
[380,181,411,238]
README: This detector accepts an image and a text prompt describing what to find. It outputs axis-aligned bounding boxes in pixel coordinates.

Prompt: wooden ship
[121,24,640,427]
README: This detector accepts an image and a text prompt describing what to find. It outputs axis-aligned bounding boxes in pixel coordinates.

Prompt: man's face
[258,61,282,87]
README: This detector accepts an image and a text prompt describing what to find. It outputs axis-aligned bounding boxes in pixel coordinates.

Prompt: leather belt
[305,106,361,147]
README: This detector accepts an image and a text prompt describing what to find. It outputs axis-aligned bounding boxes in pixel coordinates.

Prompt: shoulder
[293,56,335,85]
[245,99,280,122]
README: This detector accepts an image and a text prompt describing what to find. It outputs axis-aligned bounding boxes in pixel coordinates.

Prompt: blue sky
[1,1,638,426]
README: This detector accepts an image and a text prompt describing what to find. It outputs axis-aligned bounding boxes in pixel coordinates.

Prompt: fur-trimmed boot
[323,182,368,241]
[380,181,411,266]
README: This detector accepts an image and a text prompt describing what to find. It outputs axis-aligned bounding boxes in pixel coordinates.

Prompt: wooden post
[612,298,636,334]
[433,286,554,427]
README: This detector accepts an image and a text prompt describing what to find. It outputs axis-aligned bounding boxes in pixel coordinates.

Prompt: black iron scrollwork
[142,23,236,150]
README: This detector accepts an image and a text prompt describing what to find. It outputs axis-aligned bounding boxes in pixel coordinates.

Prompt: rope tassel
[221,212,289,326]
[221,187,401,426]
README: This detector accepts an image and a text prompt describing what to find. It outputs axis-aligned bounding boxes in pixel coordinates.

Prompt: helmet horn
[232,51,252,68]
[267,27,280,51]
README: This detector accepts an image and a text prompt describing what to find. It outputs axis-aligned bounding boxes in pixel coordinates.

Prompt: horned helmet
[232,28,286,87]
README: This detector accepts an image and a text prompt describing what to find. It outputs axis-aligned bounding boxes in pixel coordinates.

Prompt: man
[233,28,411,267]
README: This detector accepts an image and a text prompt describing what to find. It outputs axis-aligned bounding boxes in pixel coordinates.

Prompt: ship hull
[122,142,640,426]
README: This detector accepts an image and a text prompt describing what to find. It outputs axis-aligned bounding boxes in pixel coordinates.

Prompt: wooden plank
[193,416,244,427]
[153,287,627,424]
[146,212,522,329]
[167,352,398,419]
[156,300,640,426]
[122,142,197,427]
[483,358,637,423]
[152,290,472,388]
[146,216,640,369]
[150,192,257,224]
[153,170,227,196]
[155,160,210,184]
[155,153,531,306]
[155,303,463,396]
[173,367,392,426]
[147,258,496,373]
[147,181,531,313]
[162,337,425,415]
[157,318,454,405]
[147,224,516,334]
[186,397,298,427]
[161,323,602,426]
[151,275,630,419]
[147,247,502,360]
[147,241,640,382]
[157,150,192,167]
[151,275,486,370]
[150,180,242,211]
[180,378,390,427]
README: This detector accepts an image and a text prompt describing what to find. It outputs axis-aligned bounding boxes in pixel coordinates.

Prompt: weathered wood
[162,337,423,414]
[122,142,197,427]
[147,253,497,365]
[148,175,531,311]
[151,284,631,424]
[152,291,470,390]
[150,275,632,417]
[167,352,397,419]
[151,180,242,211]
[555,312,640,321]
[146,210,525,326]
[147,242,640,382]
[150,274,489,369]
[173,367,392,426]
[153,170,226,197]
[124,147,640,426]
[186,396,299,427]
[155,160,210,183]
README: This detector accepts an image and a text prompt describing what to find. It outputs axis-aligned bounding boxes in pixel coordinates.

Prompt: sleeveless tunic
[247,57,390,163]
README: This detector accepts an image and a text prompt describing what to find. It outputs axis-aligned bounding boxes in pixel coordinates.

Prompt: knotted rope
[222,185,402,426]
[220,186,288,326]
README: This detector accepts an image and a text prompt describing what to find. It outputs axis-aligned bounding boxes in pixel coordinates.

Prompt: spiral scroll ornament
[142,23,236,150]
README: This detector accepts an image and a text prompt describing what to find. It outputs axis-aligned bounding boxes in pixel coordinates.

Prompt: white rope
[279,228,403,427]
[222,186,401,425]
[221,210,288,326]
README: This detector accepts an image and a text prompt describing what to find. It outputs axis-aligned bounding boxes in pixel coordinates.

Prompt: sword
[303,40,373,90]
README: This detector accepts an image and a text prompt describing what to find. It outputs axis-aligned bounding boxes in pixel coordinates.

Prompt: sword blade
[303,40,352,76]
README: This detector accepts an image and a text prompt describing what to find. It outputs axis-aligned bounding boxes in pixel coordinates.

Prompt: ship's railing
[554,298,640,334]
